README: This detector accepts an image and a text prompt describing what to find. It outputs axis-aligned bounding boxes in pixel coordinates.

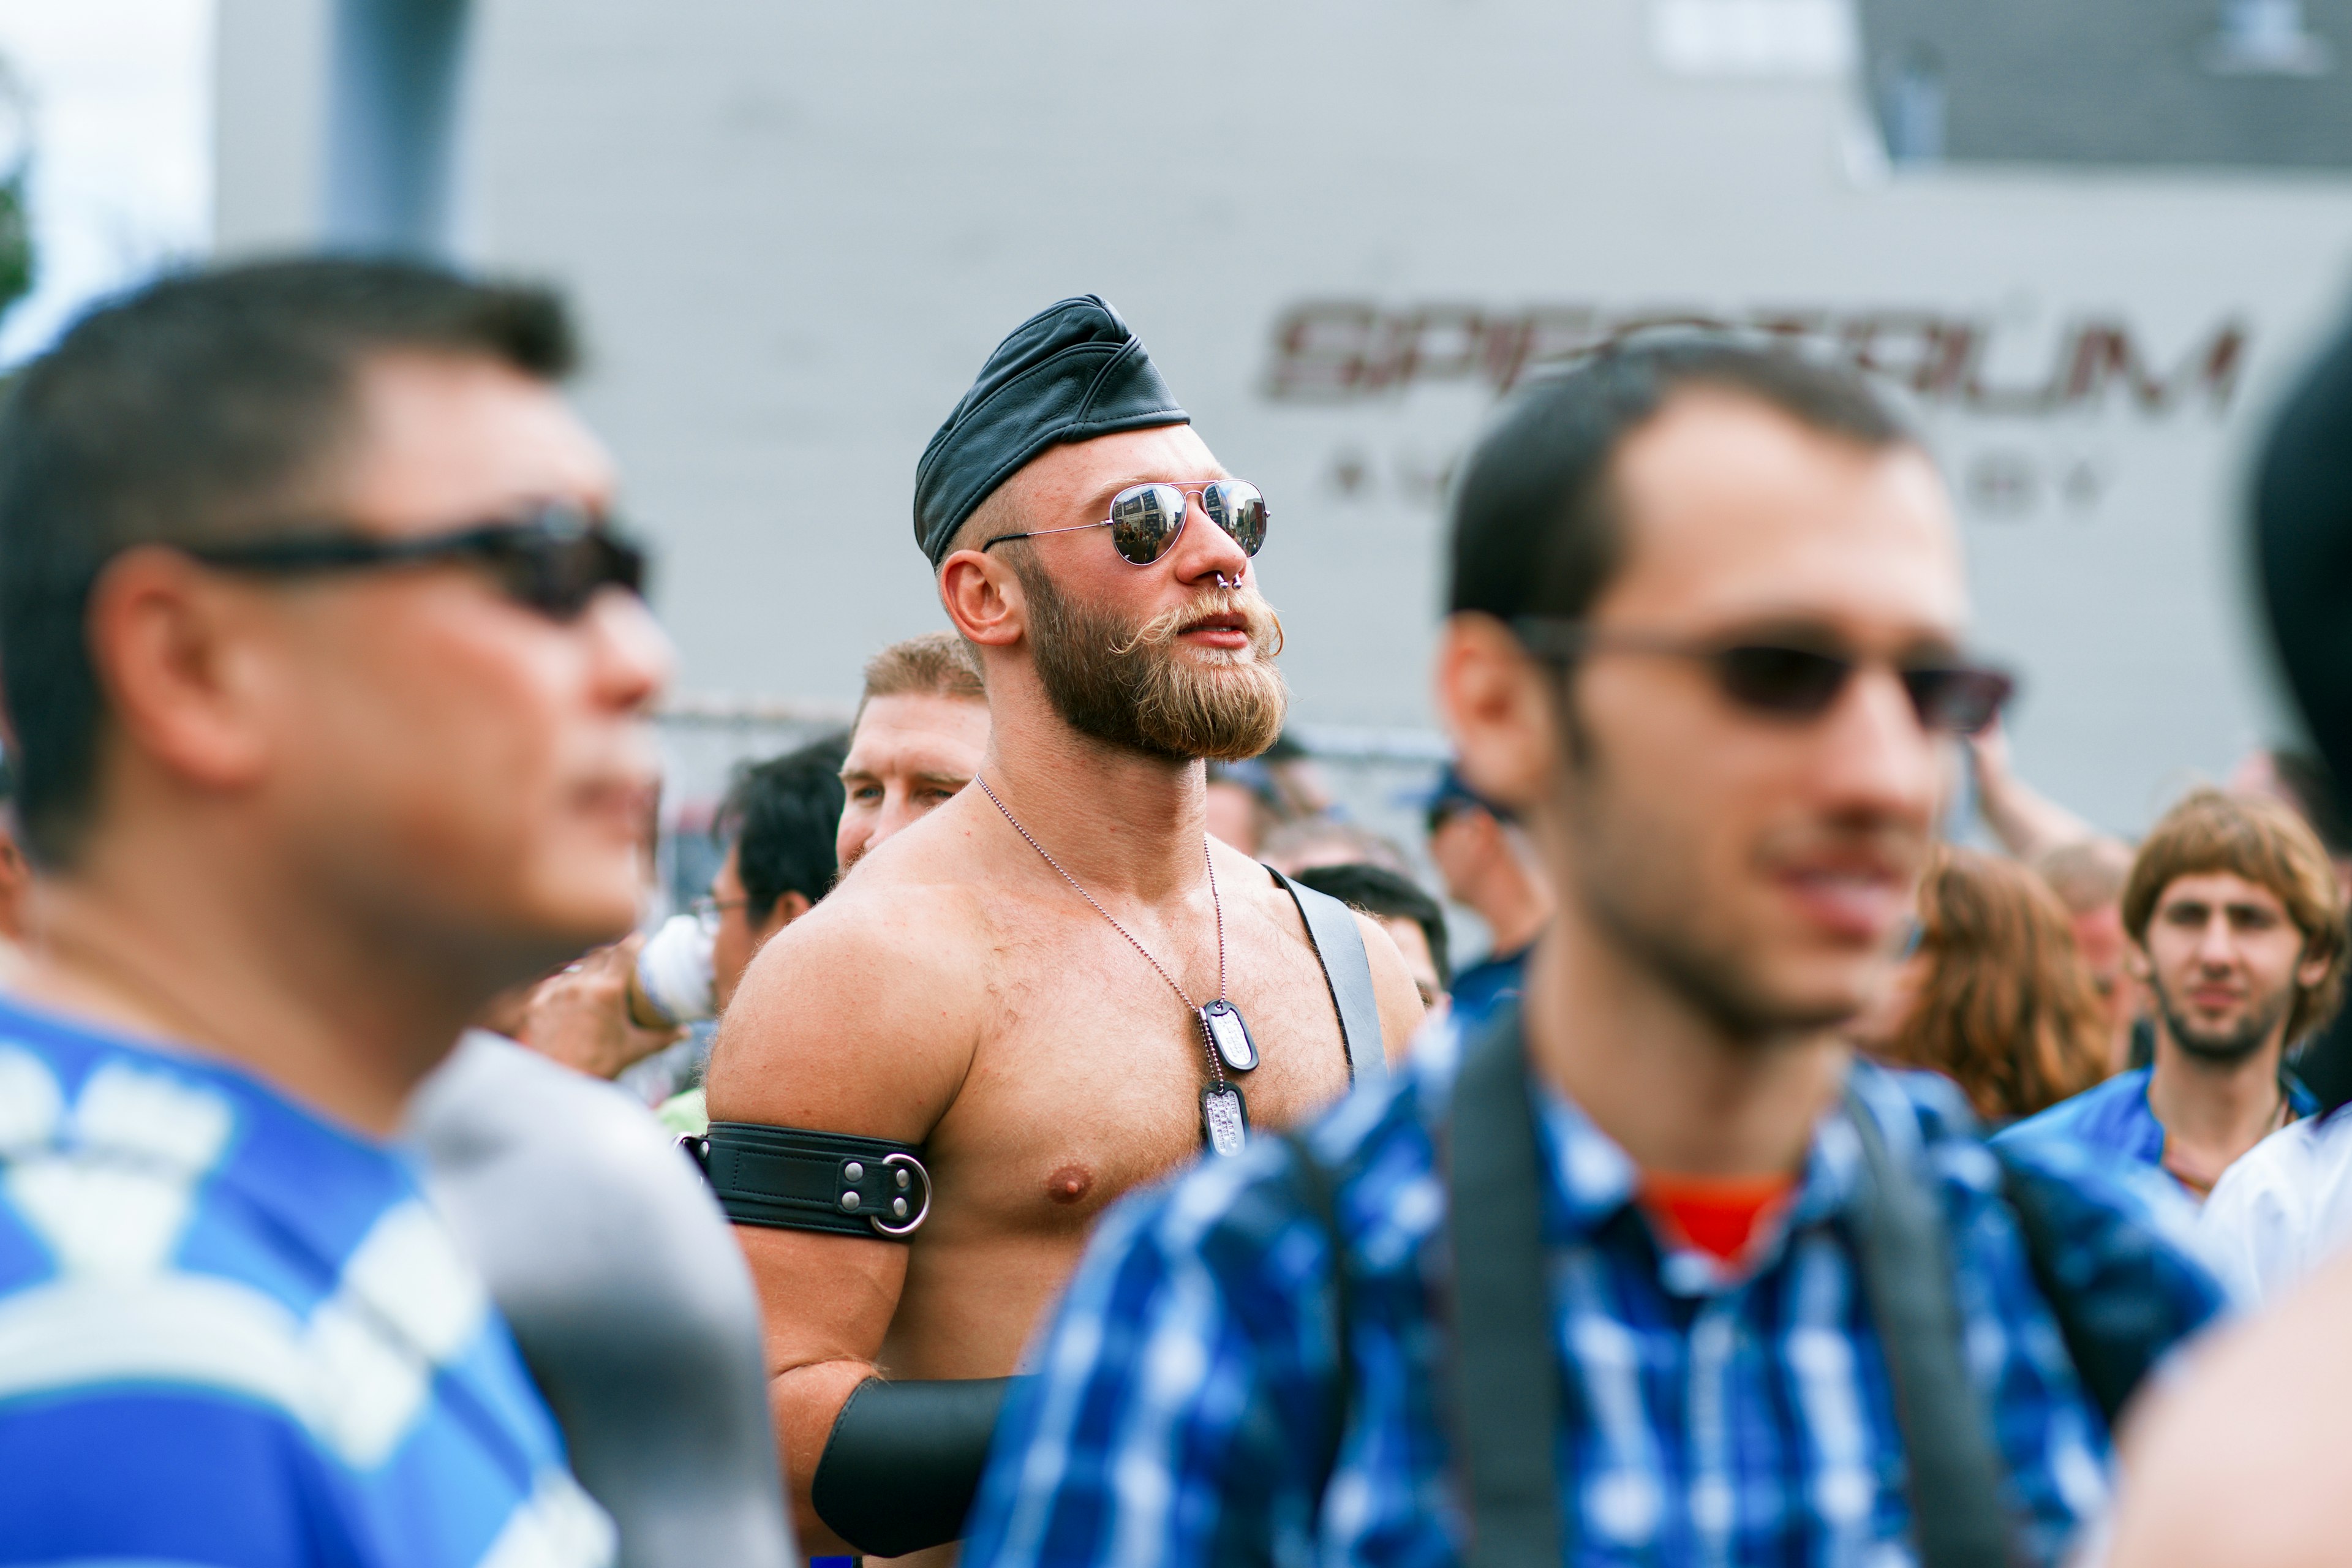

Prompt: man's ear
[938,548,1027,650]
[759,889,813,942]
[2125,938,2154,982]
[2296,941,2333,993]
[85,546,275,793]
[1435,613,1560,816]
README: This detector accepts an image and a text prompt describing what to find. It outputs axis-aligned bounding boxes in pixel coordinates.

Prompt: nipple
[1046,1164,1095,1206]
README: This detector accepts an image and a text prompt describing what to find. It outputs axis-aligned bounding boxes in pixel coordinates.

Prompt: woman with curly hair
[1857,845,2112,1126]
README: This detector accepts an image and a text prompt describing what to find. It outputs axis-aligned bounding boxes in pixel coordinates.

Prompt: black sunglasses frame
[1510,616,2016,736]
[980,480,1269,567]
[179,502,649,622]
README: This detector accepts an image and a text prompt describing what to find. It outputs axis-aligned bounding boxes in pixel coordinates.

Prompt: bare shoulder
[2108,1251,2352,1568]
[706,819,995,1142]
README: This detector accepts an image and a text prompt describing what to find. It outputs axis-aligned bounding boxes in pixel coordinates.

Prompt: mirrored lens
[1711,645,1851,715]
[1107,484,1188,564]
[1201,481,1268,557]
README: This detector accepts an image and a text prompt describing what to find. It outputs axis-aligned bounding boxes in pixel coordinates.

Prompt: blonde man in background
[837,630,988,876]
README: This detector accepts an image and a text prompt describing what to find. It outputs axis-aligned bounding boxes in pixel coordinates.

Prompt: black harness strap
[690,1121,931,1240]
[1268,864,1387,1090]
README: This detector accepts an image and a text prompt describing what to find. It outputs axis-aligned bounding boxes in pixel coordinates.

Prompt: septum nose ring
[1215,572,1239,590]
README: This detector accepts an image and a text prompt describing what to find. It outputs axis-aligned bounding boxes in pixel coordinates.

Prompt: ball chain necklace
[974,774,1259,1157]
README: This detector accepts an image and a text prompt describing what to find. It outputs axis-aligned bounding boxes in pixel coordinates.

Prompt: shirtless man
[704,295,1423,1561]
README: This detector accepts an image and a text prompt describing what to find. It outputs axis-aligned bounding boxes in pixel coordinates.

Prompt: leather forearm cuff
[688,1121,932,1238]
[812,1376,1026,1558]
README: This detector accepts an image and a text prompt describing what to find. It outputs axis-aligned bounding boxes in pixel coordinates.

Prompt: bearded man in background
[703,296,1423,1562]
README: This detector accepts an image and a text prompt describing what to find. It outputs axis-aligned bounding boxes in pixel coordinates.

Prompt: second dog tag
[1200,1084,1250,1157]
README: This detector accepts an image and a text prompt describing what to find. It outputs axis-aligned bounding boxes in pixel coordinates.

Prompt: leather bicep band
[687,1121,932,1239]
[812,1375,1026,1558]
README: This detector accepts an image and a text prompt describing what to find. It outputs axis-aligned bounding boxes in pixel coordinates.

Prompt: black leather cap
[913,295,1189,565]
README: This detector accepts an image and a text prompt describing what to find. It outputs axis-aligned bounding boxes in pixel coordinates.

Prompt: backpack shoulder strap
[1444,1002,1570,1567]
[1267,864,1387,1090]
[1843,1087,2019,1568]
[1280,1127,1355,1498]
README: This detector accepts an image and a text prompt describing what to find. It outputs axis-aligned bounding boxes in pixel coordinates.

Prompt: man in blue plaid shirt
[964,341,2225,1567]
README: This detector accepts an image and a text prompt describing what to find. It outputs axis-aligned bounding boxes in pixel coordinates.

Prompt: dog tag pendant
[1200,1084,1250,1157]
[1200,1000,1259,1072]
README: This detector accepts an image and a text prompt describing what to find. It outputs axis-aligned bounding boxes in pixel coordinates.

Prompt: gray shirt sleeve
[411,1031,797,1568]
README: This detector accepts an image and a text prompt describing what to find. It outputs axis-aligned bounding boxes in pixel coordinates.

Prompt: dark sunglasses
[1512,617,2015,735]
[981,480,1269,567]
[180,501,648,622]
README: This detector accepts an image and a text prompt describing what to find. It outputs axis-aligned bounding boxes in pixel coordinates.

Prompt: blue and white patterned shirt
[964,1011,2224,1568]
[0,994,612,1568]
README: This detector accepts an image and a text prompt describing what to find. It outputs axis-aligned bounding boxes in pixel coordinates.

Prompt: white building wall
[221,0,2352,832]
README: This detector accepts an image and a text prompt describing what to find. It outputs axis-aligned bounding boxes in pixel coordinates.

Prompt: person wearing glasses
[633,733,850,1135]
[0,260,680,1560]
[959,340,2223,1568]
[700,295,1425,1561]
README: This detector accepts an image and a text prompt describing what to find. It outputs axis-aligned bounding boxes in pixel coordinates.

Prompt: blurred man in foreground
[1996,789,2343,1197]
[704,296,1421,1561]
[837,630,988,876]
[965,340,2220,1568]
[0,755,35,983]
[0,260,665,1562]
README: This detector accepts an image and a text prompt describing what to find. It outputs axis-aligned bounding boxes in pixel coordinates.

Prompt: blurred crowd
[12,254,2352,1568]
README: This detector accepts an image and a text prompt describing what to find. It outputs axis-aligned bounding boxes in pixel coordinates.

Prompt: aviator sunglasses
[981,480,1270,566]
[1512,617,2015,735]
[179,500,648,621]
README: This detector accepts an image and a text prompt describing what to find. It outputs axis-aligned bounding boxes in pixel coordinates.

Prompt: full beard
[1017,557,1289,763]
[2149,971,2296,1066]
